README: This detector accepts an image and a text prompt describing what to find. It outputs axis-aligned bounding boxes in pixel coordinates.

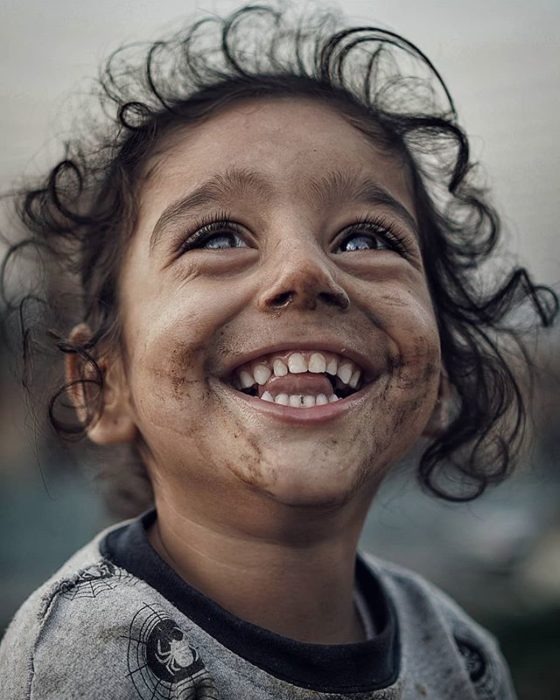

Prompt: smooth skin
[66,97,447,644]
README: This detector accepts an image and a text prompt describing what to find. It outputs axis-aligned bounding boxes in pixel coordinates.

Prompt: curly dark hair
[1,3,557,516]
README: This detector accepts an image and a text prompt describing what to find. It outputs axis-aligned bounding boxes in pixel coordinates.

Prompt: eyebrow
[149,166,417,253]
[309,169,418,232]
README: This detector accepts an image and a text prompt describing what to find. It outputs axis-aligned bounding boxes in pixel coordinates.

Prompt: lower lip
[220,381,375,425]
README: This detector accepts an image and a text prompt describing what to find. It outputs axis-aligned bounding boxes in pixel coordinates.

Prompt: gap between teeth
[260,392,339,406]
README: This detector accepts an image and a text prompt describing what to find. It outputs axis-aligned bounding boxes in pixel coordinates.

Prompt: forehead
[139,97,415,220]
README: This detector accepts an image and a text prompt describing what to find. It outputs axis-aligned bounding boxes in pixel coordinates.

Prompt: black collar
[100,508,399,693]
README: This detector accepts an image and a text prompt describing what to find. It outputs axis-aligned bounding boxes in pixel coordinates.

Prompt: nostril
[270,291,293,308]
[318,290,350,310]
[261,280,350,312]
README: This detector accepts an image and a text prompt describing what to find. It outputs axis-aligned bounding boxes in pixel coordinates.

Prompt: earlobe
[64,323,137,445]
[86,360,137,445]
[422,370,451,439]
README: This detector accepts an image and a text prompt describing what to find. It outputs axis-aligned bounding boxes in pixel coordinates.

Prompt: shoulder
[0,519,149,699]
[361,552,517,700]
[2,556,215,699]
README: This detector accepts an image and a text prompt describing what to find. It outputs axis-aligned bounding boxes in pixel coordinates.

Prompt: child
[0,4,556,698]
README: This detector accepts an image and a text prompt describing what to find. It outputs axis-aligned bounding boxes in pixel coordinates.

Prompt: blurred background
[1,1,559,698]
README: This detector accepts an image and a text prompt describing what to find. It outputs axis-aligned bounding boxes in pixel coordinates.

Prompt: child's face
[111,97,441,512]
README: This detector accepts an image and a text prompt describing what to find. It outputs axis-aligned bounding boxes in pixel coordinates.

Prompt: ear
[64,323,137,445]
[422,369,451,439]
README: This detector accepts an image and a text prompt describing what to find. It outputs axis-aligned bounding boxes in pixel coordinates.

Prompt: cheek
[367,286,442,428]
[392,321,441,383]
[375,280,440,364]
[125,319,212,427]
[121,273,232,402]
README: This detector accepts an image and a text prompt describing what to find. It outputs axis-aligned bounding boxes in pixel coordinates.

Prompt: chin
[248,448,374,510]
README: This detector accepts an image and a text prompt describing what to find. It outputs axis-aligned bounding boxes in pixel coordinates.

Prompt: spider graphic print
[125,603,219,699]
[59,560,136,600]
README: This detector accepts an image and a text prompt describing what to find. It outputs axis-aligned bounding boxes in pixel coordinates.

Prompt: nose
[257,247,350,313]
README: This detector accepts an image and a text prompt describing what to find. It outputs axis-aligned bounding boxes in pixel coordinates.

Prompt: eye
[336,232,388,252]
[199,230,247,250]
[334,219,408,256]
[178,219,249,253]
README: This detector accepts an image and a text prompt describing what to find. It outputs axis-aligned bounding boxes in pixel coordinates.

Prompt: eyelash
[176,211,410,257]
[176,210,242,254]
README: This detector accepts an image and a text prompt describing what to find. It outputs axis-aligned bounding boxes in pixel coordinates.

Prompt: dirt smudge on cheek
[391,396,424,434]
[152,334,220,407]
[361,307,387,332]
[421,361,438,383]
[345,420,389,496]
[211,388,277,491]
[166,338,210,401]
[387,331,440,390]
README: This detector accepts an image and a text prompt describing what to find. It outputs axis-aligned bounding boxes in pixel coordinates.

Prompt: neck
[147,491,372,644]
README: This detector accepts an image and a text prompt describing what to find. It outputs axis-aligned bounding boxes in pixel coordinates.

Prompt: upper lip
[218,339,384,383]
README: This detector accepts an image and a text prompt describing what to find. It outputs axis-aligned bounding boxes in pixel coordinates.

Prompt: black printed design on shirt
[455,636,500,700]
[125,602,219,699]
[59,559,136,600]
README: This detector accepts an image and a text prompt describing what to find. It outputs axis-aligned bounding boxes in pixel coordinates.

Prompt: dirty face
[115,97,441,514]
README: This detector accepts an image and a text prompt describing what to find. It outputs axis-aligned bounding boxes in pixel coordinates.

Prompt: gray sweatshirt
[0,508,516,699]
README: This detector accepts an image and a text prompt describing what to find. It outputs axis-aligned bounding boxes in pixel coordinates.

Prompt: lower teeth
[260,392,339,406]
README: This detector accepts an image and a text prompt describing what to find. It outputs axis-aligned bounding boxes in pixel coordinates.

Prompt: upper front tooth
[254,364,271,385]
[326,357,338,375]
[308,352,327,373]
[273,358,288,377]
[337,361,354,385]
[288,353,307,374]
[239,369,255,388]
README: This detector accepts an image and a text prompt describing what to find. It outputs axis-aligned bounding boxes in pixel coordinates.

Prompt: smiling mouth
[226,349,369,408]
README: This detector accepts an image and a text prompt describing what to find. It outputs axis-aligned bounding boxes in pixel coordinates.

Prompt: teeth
[253,363,271,385]
[349,369,361,389]
[236,351,364,394]
[273,358,288,377]
[259,391,343,406]
[337,361,353,385]
[239,370,255,388]
[287,353,307,374]
[308,352,326,373]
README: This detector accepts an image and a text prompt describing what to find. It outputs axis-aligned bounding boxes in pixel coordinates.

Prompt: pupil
[346,235,375,251]
[207,234,235,249]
